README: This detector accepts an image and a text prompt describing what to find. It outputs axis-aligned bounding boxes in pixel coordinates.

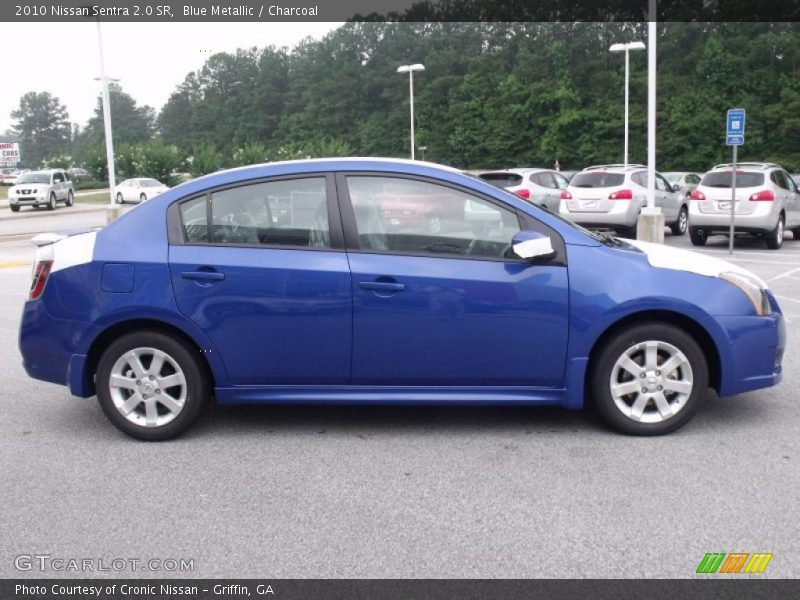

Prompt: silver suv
[560,164,688,238]
[688,162,800,249]
[8,169,74,212]
[478,168,570,212]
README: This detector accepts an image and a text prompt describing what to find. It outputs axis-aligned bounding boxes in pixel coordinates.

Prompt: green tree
[11,91,71,168]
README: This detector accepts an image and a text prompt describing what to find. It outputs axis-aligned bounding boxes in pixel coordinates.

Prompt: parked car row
[478,161,800,249]
[0,168,32,186]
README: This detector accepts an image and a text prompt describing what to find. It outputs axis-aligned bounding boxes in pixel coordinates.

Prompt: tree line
[8,21,800,179]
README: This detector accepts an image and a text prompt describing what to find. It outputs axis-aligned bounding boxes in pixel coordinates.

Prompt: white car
[115,178,170,203]
[478,168,570,212]
[8,169,74,212]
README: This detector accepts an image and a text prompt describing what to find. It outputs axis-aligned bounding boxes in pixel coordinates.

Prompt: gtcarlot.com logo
[696,552,773,574]
[14,554,194,573]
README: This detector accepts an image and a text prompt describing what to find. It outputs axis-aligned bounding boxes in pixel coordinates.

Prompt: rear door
[778,170,800,227]
[339,173,570,387]
[655,172,679,220]
[168,174,352,385]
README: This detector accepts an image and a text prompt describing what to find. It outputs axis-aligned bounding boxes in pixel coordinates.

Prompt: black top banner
[2,0,800,22]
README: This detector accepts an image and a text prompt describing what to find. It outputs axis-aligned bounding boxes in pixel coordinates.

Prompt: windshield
[570,172,626,188]
[478,172,523,189]
[701,171,764,188]
[138,179,162,187]
[16,173,50,184]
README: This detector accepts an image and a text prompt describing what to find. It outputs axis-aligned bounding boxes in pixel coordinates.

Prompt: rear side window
[701,171,764,188]
[531,172,558,189]
[571,172,626,188]
[179,178,330,248]
[478,172,523,188]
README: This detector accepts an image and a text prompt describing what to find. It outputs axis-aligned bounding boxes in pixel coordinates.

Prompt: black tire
[96,331,210,441]
[589,322,709,435]
[689,227,707,246]
[139,193,147,203]
[670,205,688,236]
[617,223,638,239]
[116,192,124,204]
[9,204,20,212]
[48,192,57,210]
[792,228,800,240]
[765,215,785,250]
[65,190,74,207]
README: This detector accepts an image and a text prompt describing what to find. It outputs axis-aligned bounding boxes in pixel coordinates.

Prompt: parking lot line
[768,266,800,282]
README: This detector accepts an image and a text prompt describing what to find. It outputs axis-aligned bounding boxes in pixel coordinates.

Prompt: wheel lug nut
[641,388,647,393]
[640,373,646,378]
[149,375,155,380]
[156,389,161,395]
[656,370,661,376]
[657,385,663,391]
[136,380,141,386]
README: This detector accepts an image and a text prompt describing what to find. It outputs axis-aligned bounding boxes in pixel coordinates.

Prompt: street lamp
[95,20,120,220]
[609,41,645,169]
[397,63,424,160]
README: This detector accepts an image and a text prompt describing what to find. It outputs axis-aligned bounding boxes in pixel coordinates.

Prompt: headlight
[720,271,772,316]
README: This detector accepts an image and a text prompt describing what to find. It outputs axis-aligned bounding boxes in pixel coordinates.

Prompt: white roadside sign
[0,142,20,167]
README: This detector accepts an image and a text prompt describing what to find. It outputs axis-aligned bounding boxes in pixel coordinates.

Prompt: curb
[0,203,111,222]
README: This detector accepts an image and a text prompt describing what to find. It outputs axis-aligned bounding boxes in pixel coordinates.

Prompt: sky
[0,22,342,134]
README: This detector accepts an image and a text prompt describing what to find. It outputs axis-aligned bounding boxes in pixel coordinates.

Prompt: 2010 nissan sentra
[18,158,786,440]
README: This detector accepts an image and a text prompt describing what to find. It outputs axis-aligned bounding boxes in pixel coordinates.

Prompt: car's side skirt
[215,386,566,406]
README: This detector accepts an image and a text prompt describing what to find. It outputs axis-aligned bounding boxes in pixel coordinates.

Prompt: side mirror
[512,230,557,262]
[672,184,681,193]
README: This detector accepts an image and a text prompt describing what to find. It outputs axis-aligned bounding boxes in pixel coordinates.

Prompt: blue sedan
[19,159,785,439]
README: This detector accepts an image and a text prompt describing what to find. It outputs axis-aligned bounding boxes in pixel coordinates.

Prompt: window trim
[335,171,566,266]
[167,173,345,251]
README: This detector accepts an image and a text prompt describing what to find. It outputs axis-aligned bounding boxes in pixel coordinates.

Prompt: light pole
[95,20,119,221]
[609,41,645,169]
[397,64,424,160]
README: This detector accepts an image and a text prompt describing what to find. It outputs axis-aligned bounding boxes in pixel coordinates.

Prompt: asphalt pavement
[0,225,798,579]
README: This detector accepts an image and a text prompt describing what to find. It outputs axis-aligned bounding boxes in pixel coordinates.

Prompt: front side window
[53,173,63,183]
[179,177,330,248]
[346,176,521,259]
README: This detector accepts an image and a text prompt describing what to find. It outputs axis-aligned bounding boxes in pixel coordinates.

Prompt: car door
[779,170,800,227]
[532,172,561,212]
[655,173,678,220]
[338,173,570,387]
[51,171,64,200]
[168,174,353,385]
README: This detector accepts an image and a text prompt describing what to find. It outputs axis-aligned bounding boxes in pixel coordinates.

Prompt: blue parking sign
[727,108,745,136]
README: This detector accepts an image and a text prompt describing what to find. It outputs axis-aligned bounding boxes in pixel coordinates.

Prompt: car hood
[624,239,768,288]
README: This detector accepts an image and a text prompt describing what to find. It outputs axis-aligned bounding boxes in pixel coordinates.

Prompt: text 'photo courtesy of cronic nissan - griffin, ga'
[18,158,785,440]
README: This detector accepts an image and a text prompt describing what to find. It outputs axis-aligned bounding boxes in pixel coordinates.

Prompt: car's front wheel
[9,203,19,212]
[48,193,57,210]
[116,192,123,204]
[140,193,147,203]
[589,322,708,435]
[96,331,210,441]
[670,205,688,236]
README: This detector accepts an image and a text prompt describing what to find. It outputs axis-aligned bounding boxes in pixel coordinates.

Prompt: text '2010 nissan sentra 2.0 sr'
[18,159,785,440]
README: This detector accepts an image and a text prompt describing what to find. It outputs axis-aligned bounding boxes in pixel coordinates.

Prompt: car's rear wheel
[689,227,707,246]
[670,205,688,236]
[589,322,708,435]
[140,193,147,203]
[48,193,57,210]
[765,215,784,250]
[96,331,210,441]
[618,223,637,239]
[65,190,74,207]
[116,192,123,204]
[792,227,800,240]
[9,204,19,212]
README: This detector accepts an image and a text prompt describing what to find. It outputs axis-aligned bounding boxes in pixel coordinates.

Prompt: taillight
[560,190,572,200]
[749,190,775,201]
[29,260,53,300]
[689,190,706,200]
[608,189,633,200]
[514,189,531,199]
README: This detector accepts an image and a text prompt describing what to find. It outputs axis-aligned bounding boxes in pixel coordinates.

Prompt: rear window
[478,172,523,188]
[701,171,764,188]
[570,172,626,188]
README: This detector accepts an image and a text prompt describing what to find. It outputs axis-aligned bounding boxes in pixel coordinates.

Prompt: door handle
[182,271,225,282]
[358,281,406,292]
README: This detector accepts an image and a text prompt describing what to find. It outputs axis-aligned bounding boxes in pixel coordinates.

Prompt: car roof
[711,162,781,171]
[582,164,647,172]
